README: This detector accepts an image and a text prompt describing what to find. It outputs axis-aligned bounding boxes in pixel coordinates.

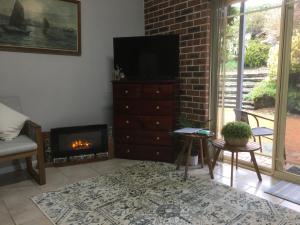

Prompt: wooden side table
[211,139,262,187]
[175,133,214,181]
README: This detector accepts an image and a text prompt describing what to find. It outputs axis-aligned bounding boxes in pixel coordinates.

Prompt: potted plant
[221,121,252,146]
[189,148,199,166]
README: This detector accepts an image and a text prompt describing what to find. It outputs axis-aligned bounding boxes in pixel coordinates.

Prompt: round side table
[211,139,262,187]
[175,132,214,181]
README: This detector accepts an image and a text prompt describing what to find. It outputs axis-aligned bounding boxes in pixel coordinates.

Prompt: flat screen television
[113,35,179,81]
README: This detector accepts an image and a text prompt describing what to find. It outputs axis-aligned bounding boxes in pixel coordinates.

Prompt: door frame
[273,0,300,184]
[210,0,292,174]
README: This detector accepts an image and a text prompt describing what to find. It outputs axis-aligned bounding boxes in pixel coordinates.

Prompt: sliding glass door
[274,0,300,183]
[212,0,282,171]
[211,0,300,183]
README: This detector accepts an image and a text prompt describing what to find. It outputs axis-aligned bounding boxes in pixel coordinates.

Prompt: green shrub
[287,89,300,114]
[290,32,300,73]
[221,121,252,139]
[244,79,277,101]
[245,39,271,68]
[268,32,300,79]
[267,44,279,80]
[225,60,238,71]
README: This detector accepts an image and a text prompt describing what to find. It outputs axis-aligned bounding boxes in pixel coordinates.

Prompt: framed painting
[0,0,81,55]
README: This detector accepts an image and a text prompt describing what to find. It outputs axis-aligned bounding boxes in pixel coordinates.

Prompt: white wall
[0,0,144,131]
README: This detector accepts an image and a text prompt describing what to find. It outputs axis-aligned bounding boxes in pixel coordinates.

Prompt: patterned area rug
[32,161,300,225]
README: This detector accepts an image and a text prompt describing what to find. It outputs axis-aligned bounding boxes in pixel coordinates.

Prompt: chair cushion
[0,102,28,141]
[0,135,37,156]
[252,127,273,136]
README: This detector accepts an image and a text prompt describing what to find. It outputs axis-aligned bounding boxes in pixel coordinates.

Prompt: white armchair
[0,97,45,185]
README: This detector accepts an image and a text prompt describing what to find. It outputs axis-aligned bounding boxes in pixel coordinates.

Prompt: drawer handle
[126,135,130,139]
[126,120,130,124]
[126,149,130,153]
[156,151,160,156]
[125,90,129,94]
[125,105,129,109]
[156,136,160,140]
[156,121,160,125]
[156,106,160,110]
[156,90,160,94]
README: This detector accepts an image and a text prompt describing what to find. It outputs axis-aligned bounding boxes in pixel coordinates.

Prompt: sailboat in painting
[2,0,30,35]
[0,0,80,54]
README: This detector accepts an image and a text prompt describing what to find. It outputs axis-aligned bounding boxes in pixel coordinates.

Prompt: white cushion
[0,102,28,141]
[0,135,37,156]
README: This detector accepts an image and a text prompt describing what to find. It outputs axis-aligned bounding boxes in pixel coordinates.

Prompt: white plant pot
[189,155,198,166]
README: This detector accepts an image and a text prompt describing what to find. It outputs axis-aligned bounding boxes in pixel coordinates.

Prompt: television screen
[113,35,179,81]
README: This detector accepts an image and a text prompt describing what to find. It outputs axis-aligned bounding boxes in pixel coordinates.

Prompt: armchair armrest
[246,111,274,128]
[22,120,42,143]
[26,120,41,129]
[22,120,46,185]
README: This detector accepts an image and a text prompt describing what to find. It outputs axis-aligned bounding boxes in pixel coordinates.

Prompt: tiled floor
[223,151,272,168]
[0,159,300,225]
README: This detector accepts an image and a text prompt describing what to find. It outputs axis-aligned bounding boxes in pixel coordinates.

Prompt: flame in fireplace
[71,140,92,150]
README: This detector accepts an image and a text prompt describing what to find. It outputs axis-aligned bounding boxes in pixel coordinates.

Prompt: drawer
[140,101,174,115]
[114,144,174,162]
[114,131,137,144]
[114,145,141,160]
[114,130,172,146]
[136,131,172,145]
[142,84,174,99]
[141,116,173,131]
[114,101,138,114]
[115,101,174,115]
[149,147,174,162]
[113,84,141,98]
[114,116,174,131]
[114,116,141,129]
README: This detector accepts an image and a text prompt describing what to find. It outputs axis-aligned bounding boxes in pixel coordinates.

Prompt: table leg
[199,139,204,168]
[202,139,214,179]
[231,152,234,187]
[250,151,262,181]
[176,136,189,170]
[212,148,221,170]
[184,137,193,181]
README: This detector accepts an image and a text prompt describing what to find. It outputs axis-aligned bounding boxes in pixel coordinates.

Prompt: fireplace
[50,124,108,161]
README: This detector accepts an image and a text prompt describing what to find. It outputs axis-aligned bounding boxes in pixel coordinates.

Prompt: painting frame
[0,0,81,55]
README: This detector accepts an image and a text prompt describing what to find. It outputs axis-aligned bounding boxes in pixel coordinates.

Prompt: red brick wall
[144,0,211,124]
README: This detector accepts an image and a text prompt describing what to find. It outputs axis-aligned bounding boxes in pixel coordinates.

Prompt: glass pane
[284,2,300,173]
[245,0,282,12]
[217,1,282,169]
[242,5,281,159]
[217,4,240,138]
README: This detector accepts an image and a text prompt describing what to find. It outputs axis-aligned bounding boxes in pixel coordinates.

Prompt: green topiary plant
[245,39,271,68]
[221,121,252,146]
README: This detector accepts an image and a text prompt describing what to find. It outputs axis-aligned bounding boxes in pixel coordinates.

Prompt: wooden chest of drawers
[113,81,176,162]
